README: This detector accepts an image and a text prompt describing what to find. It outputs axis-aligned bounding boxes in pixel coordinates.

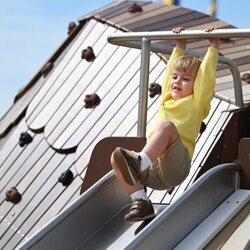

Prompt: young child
[111,26,220,223]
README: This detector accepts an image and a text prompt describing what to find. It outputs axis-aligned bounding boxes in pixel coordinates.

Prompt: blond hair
[171,55,201,76]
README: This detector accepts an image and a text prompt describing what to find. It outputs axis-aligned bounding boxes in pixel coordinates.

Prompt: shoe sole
[134,217,155,235]
[125,214,156,224]
[112,147,136,186]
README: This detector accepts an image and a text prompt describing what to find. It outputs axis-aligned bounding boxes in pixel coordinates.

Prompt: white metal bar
[108,29,250,43]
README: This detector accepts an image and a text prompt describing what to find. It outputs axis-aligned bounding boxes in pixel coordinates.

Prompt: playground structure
[1,1,250,249]
[16,29,250,249]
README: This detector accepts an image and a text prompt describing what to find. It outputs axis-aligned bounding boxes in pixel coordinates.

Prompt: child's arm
[174,26,187,50]
[162,27,187,96]
[193,27,220,116]
[205,26,220,49]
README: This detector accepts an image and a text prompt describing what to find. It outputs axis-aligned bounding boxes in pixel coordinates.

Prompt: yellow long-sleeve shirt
[148,47,219,158]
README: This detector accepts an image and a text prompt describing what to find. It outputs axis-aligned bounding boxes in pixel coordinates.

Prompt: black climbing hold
[5,187,22,204]
[84,93,101,109]
[58,169,74,186]
[67,21,77,35]
[41,62,54,77]
[81,46,96,62]
[149,83,162,98]
[128,3,143,13]
[19,132,33,147]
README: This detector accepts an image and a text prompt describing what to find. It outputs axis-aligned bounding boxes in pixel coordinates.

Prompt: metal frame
[108,28,250,137]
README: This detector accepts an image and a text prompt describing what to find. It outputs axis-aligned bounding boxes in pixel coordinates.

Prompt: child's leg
[111,120,179,187]
[111,153,144,195]
[110,122,177,223]
[143,120,179,163]
[111,153,155,223]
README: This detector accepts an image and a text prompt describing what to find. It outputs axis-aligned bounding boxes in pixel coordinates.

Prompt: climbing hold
[200,121,207,134]
[242,73,250,83]
[5,187,22,204]
[41,62,54,78]
[149,83,162,98]
[84,93,101,109]
[58,169,74,186]
[67,21,77,35]
[128,3,143,13]
[19,132,33,147]
[81,46,96,62]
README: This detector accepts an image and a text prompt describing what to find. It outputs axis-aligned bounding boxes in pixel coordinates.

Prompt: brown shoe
[124,199,155,224]
[112,147,142,185]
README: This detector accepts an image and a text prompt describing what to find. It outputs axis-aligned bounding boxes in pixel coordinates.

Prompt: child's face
[171,69,195,99]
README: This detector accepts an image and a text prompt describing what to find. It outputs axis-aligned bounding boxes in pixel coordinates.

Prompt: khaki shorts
[140,137,191,190]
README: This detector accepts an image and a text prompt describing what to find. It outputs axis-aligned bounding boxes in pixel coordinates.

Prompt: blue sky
[0,0,249,118]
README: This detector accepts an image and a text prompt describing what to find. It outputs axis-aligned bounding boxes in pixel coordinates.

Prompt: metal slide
[17,163,250,250]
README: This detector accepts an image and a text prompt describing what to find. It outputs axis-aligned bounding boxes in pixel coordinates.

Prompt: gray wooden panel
[0,119,27,167]
[26,20,106,131]
[218,84,250,103]
[48,46,139,150]
[113,61,165,139]
[189,20,229,30]
[90,1,147,20]
[99,1,149,21]
[216,74,234,85]
[126,7,192,31]
[0,129,13,150]
[25,19,98,126]
[7,166,79,250]
[112,3,177,26]
[45,45,130,146]
[89,1,130,17]
[0,137,50,216]
[44,32,127,149]
[215,82,234,92]
[0,77,44,137]
[25,21,98,129]
[113,59,166,139]
[28,25,116,132]
[0,134,43,204]
[221,41,250,56]
[139,11,209,32]
[0,153,76,249]
[0,147,57,247]
[23,175,82,245]
[227,50,250,61]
